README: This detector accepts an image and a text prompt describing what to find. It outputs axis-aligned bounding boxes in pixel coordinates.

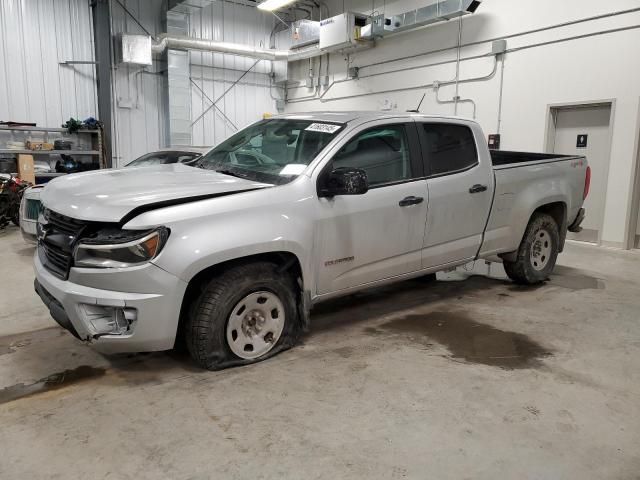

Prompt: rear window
[421,124,478,176]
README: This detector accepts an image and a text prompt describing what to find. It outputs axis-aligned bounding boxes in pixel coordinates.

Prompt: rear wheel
[185,262,300,370]
[503,213,560,285]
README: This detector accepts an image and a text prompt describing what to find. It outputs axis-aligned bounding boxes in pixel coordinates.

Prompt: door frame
[543,99,616,246]
[311,119,428,296]
[625,98,640,250]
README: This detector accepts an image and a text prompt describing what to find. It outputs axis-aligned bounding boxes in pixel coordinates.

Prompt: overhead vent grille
[379,0,483,35]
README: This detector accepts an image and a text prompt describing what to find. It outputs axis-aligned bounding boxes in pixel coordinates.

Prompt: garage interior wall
[110,0,278,164]
[283,0,640,249]
[2,0,640,249]
[187,1,278,147]
[0,0,97,128]
[110,0,168,167]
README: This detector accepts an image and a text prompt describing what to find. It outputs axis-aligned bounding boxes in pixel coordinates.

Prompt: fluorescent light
[257,0,296,11]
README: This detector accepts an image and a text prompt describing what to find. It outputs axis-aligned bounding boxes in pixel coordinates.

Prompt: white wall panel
[0,0,97,126]
[284,0,640,247]
[110,0,167,167]
[188,1,277,147]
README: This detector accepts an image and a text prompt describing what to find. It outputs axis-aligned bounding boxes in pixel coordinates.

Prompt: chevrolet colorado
[33,112,589,369]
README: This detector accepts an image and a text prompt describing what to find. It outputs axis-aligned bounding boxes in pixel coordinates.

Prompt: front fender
[154,212,312,283]
[122,178,317,290]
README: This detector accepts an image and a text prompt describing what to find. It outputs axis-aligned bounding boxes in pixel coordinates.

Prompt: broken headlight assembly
[74,227,169,268]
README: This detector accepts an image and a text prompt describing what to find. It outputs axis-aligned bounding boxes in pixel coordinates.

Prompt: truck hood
[40,164,271,222]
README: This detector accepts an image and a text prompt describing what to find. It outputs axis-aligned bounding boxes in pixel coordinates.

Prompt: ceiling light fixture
[257,0,296,12]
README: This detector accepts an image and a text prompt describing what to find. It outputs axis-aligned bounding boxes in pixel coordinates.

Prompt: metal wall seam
[111,0,168,166]
[186,0,276,146]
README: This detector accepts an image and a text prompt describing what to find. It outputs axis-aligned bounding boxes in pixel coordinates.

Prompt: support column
[91,0,113,167]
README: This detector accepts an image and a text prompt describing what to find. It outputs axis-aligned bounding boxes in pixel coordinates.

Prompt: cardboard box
[25,141,54,151]
[17,154,35,184]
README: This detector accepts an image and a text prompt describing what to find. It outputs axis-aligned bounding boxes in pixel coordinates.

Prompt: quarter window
[422,124,478,176]
[332,125,412,187]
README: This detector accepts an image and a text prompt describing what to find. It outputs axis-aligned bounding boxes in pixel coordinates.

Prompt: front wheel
[185,262,301,370]
[11,206,20,227]
[503,213,560,285]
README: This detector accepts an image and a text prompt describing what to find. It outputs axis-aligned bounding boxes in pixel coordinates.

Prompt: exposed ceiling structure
[146,0,483,63]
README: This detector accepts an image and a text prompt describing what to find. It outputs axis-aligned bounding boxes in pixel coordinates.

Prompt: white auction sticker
[305,123,342,134]
[280,164,307,175]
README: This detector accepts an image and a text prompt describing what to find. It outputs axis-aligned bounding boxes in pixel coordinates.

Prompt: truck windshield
[197,119,344,184]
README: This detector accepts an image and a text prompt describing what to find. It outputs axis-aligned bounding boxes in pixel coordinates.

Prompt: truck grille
[25,199,42,220]
[38,209,87,280]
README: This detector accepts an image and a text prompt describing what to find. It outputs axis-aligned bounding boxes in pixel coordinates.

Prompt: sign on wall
[576,134,588,148]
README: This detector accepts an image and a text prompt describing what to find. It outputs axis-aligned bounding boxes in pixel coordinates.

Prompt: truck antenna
[407,93,426,113]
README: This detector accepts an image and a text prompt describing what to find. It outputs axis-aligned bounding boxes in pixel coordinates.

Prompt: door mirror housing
[319,167,369,197]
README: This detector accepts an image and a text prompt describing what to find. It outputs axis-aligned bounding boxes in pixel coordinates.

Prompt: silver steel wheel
[530,228,552,271]
[226,291,285,360]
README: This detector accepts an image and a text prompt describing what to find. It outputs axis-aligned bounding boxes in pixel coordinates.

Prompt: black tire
[414,273,437,283]
[503,213,560,285]
[11,208,19,227]
[185,261,300,370]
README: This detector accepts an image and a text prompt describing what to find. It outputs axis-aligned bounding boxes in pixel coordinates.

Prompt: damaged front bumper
[33,253,188,353]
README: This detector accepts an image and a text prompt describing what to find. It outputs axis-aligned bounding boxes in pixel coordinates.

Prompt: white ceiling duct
[149,0,482,62]
[382,0,481,34]
[151,34,320,62]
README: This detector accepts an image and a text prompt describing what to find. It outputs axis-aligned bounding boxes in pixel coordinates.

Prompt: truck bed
[490,150,580,168]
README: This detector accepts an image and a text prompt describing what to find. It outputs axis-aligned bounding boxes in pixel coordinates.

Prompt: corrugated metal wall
[1,0,280,165]
[0,0,97,126]
[188,2,277,146]
[110,0,167,167]
[111,0,277,163]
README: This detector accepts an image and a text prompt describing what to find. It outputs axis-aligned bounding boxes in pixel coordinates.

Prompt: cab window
[332,125,412,187]
[421,123,478,176]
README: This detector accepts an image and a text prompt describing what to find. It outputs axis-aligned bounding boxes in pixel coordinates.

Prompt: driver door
[314,122,429,295]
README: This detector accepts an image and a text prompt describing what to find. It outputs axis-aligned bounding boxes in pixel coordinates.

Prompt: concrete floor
[1,225,639,479]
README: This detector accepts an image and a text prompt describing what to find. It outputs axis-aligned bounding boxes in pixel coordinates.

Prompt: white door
[637,184,640,248]
[315,123,428,295]
[636,208,640,248]
[636,134,640,249]
[551,104,612,243]
[418,122,494,268]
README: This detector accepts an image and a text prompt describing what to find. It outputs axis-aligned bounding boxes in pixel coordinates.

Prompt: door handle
[399,196,424,207]
[469,184,488,194]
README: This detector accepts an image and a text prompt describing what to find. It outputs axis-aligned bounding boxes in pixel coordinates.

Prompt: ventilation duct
[148,0,482,62]
[369,0,482,36]
[151,34,321,62]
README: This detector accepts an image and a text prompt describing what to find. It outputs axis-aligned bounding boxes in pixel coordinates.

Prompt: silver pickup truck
[33,112,589,369]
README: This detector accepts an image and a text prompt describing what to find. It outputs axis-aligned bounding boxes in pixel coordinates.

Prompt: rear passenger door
[418,121,493,268]
[315,122,428,295]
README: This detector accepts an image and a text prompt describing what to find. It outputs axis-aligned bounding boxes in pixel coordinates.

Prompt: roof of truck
[273,111,474,125]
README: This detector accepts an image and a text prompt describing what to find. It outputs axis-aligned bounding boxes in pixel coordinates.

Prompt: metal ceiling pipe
[152,34,289,60]
[151,0,483,62]
[151,33,321,61]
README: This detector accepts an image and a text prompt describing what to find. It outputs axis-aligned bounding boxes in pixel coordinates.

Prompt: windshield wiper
[215,169,249,179]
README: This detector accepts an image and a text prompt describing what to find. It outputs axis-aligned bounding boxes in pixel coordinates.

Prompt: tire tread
[185,262,298,370]
[503,213,560,285]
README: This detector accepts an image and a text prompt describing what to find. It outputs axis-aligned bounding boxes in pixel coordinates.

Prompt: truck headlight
[74,227,169,268]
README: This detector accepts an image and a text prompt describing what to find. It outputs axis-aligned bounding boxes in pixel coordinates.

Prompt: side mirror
[319,167,369,197]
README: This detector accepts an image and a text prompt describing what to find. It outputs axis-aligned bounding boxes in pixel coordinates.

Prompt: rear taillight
[583,166,591,200]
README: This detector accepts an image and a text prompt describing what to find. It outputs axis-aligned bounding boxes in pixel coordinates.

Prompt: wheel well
[175,252,304,348]
[533,202,567,252]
